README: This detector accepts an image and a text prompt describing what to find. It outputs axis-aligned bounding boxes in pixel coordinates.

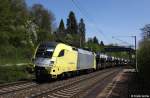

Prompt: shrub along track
[0,67,123,98]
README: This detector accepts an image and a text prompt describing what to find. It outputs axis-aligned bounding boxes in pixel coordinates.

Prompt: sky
[26,0,150,47]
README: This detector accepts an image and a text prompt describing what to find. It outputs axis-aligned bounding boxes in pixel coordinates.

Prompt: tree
[58,19,65,33]
[79,18,85,47]
[10,0,29,41]
[137,24,150,83]
[54,19,66,43]
[31,4,55,43]
[0,0,34,59]
[100,41,104,46]
[25,20,38,47]
[87,38,93,43]
[0,0,12,46]
[141,24,150,40]
[138,39,150,82]
[0,0,29,47]
[66,11,80,47]
[93,36,99,44]
[66,11,78,34]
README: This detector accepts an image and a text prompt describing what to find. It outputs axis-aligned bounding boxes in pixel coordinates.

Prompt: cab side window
[58,50,64,57]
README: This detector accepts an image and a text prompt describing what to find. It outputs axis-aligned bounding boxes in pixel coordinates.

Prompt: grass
[0,45,33,65]
[0,57,30,65]
[0,65,34,84]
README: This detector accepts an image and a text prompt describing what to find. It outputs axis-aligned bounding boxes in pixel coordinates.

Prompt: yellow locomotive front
[33,42,58,81]
[33,42,78,81]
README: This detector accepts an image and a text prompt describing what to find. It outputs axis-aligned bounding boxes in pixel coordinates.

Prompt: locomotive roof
[78,48,93,55]
[39,42,58,48]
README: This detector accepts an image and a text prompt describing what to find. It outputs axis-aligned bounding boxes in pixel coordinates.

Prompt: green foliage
[31,4,55,44]
[55,11,86,48]
[0,32,9,45]
[0,45,33,65]
[0,0,30,63]
[85,43,103,52]
[0,1,56,64]
[107,52,129,59]
[87,36,99,44]
[86,37,104,52]
[141,24,150,39]
[0,0,26,47]
[65,11,81,47]
[58,19,65,32]
[104,44,129,58]
[71,34,80,47]
[54,19,66,43]
[137,24,150,82]
[66,11,78,34]
[78,18,86,47]
[137,39,150,81]
[100,41,104,46]
[0,65,32,83]
[93,36,99,44]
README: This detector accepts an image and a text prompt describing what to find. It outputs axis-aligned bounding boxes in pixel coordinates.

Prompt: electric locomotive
[33,42,96,81]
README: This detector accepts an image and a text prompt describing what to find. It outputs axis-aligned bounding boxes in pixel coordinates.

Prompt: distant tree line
[54,11,104,51]
[54,11,86,47]
[0,0,131,64]
[0,0,105,63]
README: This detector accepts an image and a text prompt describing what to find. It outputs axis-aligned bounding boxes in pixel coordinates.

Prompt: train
[32,42,129,81]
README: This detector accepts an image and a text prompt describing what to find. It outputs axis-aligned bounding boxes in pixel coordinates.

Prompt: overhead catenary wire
[72,0,104,34]
[112,36,134,47]
[71,0,109,43]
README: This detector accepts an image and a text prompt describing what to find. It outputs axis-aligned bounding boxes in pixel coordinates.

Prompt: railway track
[0,81,38,95]
[0,67,122,98]
[0,81,29,88]
[31,68,121,98]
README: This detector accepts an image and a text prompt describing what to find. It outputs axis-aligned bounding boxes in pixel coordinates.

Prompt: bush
[137,39,150,82]
[0,44,33,64]
[0,65,33,83]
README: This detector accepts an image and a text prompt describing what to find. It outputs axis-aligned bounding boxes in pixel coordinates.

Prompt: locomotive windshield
[35,42,57,58]
[36,48,54,58]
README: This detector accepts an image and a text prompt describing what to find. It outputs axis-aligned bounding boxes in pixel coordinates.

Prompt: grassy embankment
[0,65,34,84]
[0,47,34,84]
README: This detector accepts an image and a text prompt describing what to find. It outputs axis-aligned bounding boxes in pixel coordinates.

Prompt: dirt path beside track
[84,66,135,98]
